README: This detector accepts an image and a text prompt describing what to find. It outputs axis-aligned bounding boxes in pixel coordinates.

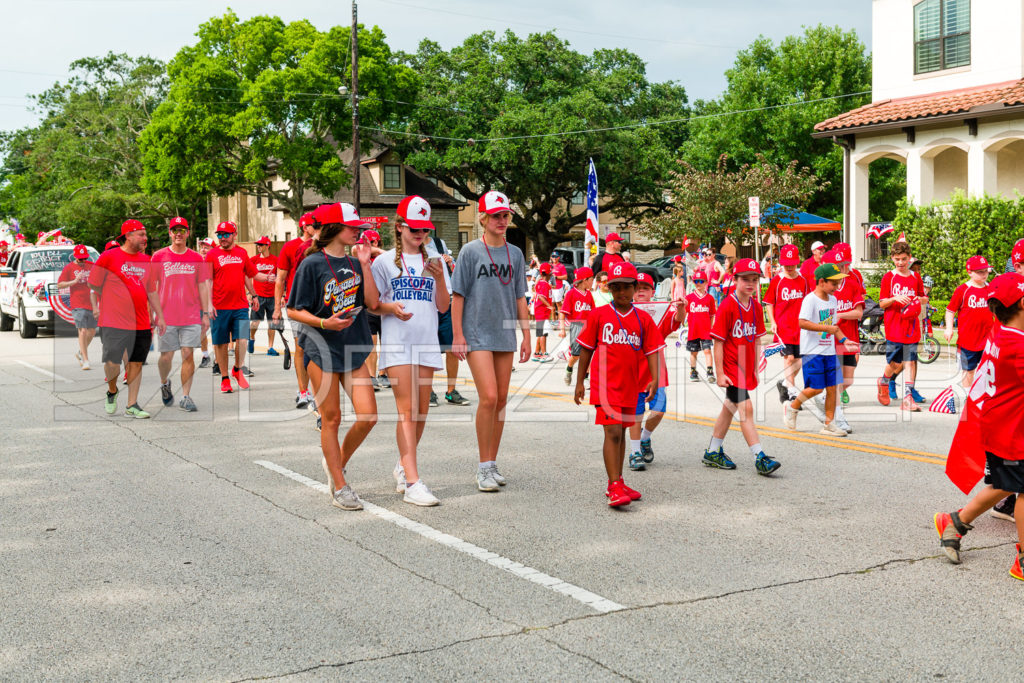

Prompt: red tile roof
[814,79,1024,133]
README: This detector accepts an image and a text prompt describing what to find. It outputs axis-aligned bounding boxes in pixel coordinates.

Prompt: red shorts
[594,405,637,427]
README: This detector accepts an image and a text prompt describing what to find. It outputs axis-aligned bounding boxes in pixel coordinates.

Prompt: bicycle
[917,304,941,365]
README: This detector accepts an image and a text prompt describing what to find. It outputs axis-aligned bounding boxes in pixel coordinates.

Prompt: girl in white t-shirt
[370,196,451,507]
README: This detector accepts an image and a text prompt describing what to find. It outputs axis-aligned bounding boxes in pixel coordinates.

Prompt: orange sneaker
[605,481,631,507]
[615,478,642,501]
[1011,544,1024,581]
[934,511,970,564]
[220,377,233,394]
[231,367,250,390]
[901,392,920,412]
[876,377,891,406]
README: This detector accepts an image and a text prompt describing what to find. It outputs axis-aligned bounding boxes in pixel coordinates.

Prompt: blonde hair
[393,217,429,271]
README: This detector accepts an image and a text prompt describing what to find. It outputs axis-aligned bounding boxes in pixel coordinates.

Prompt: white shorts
[379,342,443,371]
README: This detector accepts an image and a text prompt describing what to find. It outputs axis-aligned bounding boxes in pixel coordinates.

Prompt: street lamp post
[350,1,360,213]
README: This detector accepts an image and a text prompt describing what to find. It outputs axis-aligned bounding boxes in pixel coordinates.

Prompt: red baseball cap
[169,216,189,230]
[255,236,271,246]
[1011,238,1024,266]
[636,272,655,289]
[397,195,435,230]
[899,297,922,319]
[299,212,315,228]
[671,254,684,263]
[605,232,623,243]
[120,219,145,238]
[733,258,760,276]
[989,272,1024,307]
[779,244,800,266]
[359,229,381,244]
[215,221,237,234]
[573,266,593,281]
[104,240,120,251]
[965,255,990,272]
[72,245,89,260]
[607,260,638,284]
[478,190,512,214]
[314,202,369,228]
[824,247,851,265]
[0,240,8,247]
[538,263,552,275]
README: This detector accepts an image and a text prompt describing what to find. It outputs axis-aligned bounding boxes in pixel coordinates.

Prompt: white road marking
[255,459,626,614]
[15,359,72,383]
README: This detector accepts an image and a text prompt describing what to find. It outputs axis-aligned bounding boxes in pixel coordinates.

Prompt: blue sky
[0,0,871,132]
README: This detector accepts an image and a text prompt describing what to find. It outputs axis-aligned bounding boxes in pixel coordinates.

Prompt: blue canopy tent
[757,204,841,233]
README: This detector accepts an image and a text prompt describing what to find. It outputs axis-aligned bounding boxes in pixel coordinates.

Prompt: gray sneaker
[160,381,173,407]
[477,468,500,492]
[178,396,198,412]
[242,365,254,377]
[332,484,363,511]
[198,355,211,369]
[488,463,507,486]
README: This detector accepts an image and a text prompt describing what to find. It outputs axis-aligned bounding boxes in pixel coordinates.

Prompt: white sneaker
[393,462,407,493]
[783,402,798,430]
[834,405,852,433]
[488,463,507,486]
[404,480,440,506]
[804,395,827,423]
[74,351,83,367]
[477,468,500,492]
[81,361,91,371]
[820,422,848,437]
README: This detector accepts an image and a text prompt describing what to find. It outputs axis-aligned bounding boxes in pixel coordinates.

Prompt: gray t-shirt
[451,239,527,352]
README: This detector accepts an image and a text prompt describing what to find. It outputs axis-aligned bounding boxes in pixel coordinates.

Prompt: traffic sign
[748,196,760,228]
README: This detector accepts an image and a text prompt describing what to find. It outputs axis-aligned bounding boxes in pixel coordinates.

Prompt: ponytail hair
[305,221,342,257]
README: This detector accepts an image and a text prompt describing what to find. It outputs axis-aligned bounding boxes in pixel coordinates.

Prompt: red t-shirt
[533,279,553,319]
[976,325,1024,461]
[277,237,306,296]
[58,261,94,310]
[710,294,766,390]
[833,275,865,355]
[152,247,209,327]
[763,274,808,345]
[252,254,278,298]
[720,273,736,298]
[0,251,9,267]
[880,270,925,344]
[577,304,664,409]
[207,246,257,310]
[799,257,821,285]
[684,292,716,341]
[637,305,680,389]
[562,286,594,322]
[947,282,994,352]
[88,248,154,330]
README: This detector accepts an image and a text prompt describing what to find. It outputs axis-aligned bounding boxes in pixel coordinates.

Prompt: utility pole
[350,1,360,212]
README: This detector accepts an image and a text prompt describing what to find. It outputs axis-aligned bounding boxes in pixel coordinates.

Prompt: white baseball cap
[811,240,826,252]
[478,190,512,215]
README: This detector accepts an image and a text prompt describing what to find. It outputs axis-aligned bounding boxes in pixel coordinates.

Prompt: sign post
[748,196,761,265]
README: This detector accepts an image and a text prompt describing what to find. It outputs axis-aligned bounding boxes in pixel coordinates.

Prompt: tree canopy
[391,30,689,257]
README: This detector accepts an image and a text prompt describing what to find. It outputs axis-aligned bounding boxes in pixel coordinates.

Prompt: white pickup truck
[0,244,100,338]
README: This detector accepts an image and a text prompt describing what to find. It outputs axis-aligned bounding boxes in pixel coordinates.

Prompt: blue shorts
[959,347,983,371]
[885,341,918,365]
[211,308,249,346]
[801,354,842,390]
[636,387,667,414]
[437,308,453,349]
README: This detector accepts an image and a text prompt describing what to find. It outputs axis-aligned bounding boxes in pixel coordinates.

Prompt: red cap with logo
[733,258,760,276]
[314,202,369,228]
[538,263,552,275]
[671,254,684,263]
[255,236,271,246]
[200,237,215,247]
[605,232,623,243]
[397,195,435,230]
[573,266,593,282]
[72,245,89,260]
[299,212,316,228]
[0,240,8,247]
[478,190,512,215]
[169,216,189,230]
[120,219,145,238]
[607,260,638,284]
[359,229,381,244]
[965,255,990,272]
[900,297,922,319]
[636,272,655,289]
[779,244,800,266]
[989,272,1024,307]
[215,221,237,234]
[1010,238,1024,266]
[104,240,120,251]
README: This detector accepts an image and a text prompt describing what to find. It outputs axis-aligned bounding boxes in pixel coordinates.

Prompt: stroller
[858,295,886,355]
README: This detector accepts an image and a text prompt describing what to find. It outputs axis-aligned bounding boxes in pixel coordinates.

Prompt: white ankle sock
[629,439,641,454]
[640,428,653,442]
[479,461,494,471]
[709,436,724,452]
[750,443,763,456]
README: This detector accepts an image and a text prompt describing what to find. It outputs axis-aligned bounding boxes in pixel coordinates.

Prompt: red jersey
[207,246,257,310]
[799,257,821,285]
[152,247,209,327]
[710,294,766,390]
[880,270,925,344]
[833,275,865,355]
[763,273,808,345]
[947,282,994,352]
[0,251,9,267]
[88,248,154,330]
[252,254,278,298]
[58,261,94,310]
[976,325,1024,461]
[277,237,306,296]
[636,304,680,389]
[720,273,736,298]
[577,304,664,409]
[533,279,553,319]
[684,292,716,340]
[562,286,594,322]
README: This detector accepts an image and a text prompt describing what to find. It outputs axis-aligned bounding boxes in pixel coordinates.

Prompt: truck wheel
[0,311,13,331]
[18,302,38,339]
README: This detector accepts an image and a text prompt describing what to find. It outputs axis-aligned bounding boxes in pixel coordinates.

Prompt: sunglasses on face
[169,227,188,234]
[215,232,232,239]
[406,228,429,234]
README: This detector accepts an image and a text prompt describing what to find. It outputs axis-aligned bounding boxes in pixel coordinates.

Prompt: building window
[915,0,970,74]
[571,191,585,205]
[384,165,402,190]
[619,231,630,243]
[256,192,262,209]
[451,186,465,202]
[284,231,291,241]
[268,192,274,207]
[458,231,468,250]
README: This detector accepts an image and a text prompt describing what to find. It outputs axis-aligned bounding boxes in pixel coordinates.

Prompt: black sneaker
[992,494,1017,521]
[371,376,381,392]
[429,391,439,407]
[211,362,220,376]
[160,381,173,407]
[242,365,254,377]
[446,389,471,406]
[378,374,391,389]
[776,380,790,405]
[689,368,699,382]
[198,355,211,369]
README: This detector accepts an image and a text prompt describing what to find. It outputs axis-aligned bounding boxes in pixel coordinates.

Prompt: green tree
[679,25,902,220]
[0,53,178,247]
[391,30,689,257]
[140,11,418,223]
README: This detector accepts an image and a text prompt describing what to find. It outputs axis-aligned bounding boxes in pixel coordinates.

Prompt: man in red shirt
[88,219,166,419]
[274,211,318,408]
[764,244,808,403]
[799,240,827,284]
[249,235,280,357]
[207,221,265,393]
[590,232,625,275]
[945,255,994,391]
[56,244,97,370]
[877,241,928,411]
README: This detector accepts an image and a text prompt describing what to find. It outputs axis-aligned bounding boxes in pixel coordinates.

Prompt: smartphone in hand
[342,305,363,319]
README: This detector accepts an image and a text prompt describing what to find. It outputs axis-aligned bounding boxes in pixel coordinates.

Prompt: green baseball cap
[814,263,848,281]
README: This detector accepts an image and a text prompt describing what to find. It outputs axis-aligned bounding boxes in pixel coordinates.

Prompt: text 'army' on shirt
[476,263,514,279]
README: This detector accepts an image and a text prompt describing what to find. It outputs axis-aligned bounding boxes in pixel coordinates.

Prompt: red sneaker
[876,377,890,406]
[220,377,233,394]
[1011,543,1024,582]
[901,392,920,412]
[605,481,631,507]
[934,512,962,564]
[615,478,642,501]
[231,367,250,390]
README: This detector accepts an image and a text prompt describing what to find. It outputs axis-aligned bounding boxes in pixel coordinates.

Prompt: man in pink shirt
[152,217,211,412]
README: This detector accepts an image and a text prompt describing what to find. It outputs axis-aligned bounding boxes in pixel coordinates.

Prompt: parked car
[0,244,100,338]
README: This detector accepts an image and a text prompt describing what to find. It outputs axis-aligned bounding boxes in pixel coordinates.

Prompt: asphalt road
[2,324,1021,681]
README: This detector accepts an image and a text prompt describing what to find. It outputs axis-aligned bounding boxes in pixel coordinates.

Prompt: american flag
[46,284,75,324]
[929,386,957,414]
[867,223,894,239]
[584,159,599,248]
[759,340,786,373]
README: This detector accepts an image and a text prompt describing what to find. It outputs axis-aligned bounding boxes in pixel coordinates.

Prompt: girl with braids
[286,202,382,511]
[451,191,531,493]
[369,195,451,506]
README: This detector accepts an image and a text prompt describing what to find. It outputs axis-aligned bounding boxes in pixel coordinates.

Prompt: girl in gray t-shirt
[451,191,531,493]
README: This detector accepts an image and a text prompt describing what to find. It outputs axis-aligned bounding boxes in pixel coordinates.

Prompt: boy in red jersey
[703,258,781,476]
[877,241,928,411]
[764,244,809,403]
[56,245,97,370]
[574,261,662,507]
[944,255,994,391]
[627,273,680,470]
[934,273,1024,581]
[560,266,595,386]
[532,263,554,362]
[682,274,716,382]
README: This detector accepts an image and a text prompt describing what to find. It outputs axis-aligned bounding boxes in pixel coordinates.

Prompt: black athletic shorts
[685,339,712,352]
[368,312,381,336]
[725,386,751,404]
[840,354,858,368]
[100,327,152,365]
[780,343,801,359]
[985,452,1024,494]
